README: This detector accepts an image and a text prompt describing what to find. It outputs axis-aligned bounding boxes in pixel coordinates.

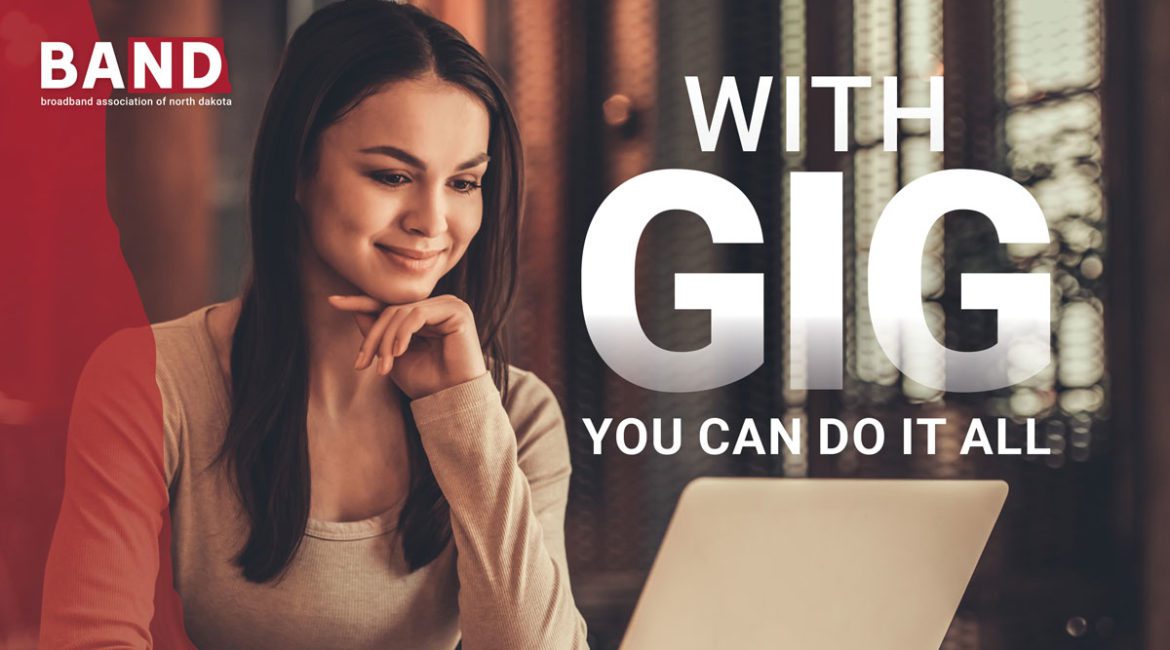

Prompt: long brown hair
[219,0,523,583]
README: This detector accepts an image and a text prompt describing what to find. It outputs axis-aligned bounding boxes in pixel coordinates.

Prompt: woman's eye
[449,178,483,194]
[371,172,410,187]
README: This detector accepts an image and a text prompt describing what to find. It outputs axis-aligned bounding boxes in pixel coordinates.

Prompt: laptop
[620,478,1008,650]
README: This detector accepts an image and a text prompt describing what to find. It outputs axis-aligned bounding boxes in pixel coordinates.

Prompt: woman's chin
[361,279,437,306]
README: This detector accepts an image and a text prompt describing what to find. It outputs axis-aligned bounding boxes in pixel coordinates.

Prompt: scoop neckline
[304,501,404,540]
[195,301,403,541]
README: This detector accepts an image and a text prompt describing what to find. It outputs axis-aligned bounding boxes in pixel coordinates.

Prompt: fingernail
[354,352,363,370]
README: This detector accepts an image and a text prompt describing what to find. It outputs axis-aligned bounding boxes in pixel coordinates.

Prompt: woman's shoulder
[148,304,212,382]
[148,302,238,485]
[148,301,236,427]
[151,298,236,358]
[81,301,220,387]
[150,304,214,357]
[151,299,236,381]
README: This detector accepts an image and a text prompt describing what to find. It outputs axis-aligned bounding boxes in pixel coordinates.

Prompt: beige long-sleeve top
[40,304,588,649]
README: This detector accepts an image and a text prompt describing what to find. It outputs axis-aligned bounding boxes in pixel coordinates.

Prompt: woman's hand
[328,294,487,399]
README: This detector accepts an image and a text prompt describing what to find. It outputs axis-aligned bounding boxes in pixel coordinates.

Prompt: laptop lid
[620,478,1008,650]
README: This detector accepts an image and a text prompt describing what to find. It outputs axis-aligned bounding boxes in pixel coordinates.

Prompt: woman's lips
[375,243,445,272]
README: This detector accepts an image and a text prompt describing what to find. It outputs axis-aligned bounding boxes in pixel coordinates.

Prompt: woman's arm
[410,370,588,650]
[39,327,190,650]
[329,294,588,648]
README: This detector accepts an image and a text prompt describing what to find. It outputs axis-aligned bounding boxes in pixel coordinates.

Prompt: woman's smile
[374,242,447,273]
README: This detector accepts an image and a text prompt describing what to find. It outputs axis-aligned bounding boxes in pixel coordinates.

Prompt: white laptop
[620,478,1008,650]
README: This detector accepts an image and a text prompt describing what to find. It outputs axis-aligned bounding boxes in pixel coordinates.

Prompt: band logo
[40,38,231,94]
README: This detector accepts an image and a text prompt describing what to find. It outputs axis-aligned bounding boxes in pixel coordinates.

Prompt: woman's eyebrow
[358,146,490,173]
[359,145,427,169]
[455,152,490,171]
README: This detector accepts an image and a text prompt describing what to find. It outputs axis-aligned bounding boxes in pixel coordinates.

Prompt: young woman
[39,2,587,648]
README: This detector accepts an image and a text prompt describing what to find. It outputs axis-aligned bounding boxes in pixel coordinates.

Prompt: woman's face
[298,73,491,305]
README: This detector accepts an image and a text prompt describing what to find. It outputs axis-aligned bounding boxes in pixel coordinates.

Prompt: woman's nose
[400,185,449,237]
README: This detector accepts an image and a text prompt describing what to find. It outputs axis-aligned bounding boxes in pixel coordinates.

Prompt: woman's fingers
[329,294,383,338]
[356,308,399,370]
[377,307,411,374]
[352,311,377,337]
[395,308,429,356]
[330,294,478,378]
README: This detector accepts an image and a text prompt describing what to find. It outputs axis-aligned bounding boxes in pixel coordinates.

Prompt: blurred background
[88,0,1170,648]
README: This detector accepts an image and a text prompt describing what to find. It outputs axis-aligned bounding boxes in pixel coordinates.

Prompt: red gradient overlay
[1,1,192,646]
